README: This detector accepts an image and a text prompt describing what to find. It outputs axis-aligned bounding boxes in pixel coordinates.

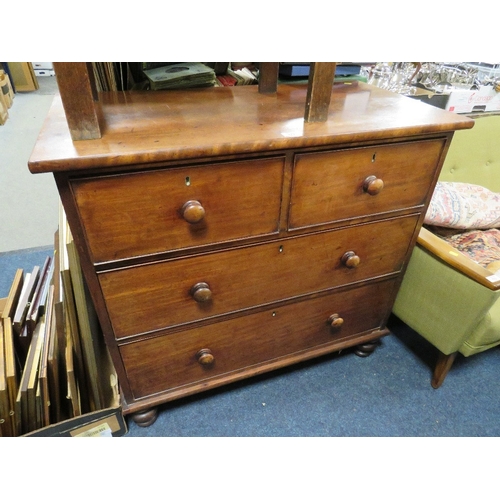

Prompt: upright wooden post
[304,62,337,122]
[53,62,101,141]
[258,62,279,94]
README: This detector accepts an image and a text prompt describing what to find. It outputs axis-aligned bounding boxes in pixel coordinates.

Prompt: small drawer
[71,157,284,263]
[99,214,418,339]
[120,279,398,399]
[289,139,446,229]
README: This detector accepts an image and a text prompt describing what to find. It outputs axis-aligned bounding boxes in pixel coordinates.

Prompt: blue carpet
[2,246,499,437]
[0,246,54,297]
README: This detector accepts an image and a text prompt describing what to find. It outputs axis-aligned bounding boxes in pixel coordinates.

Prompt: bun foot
[354,340,379,357]
[131,408,159,427]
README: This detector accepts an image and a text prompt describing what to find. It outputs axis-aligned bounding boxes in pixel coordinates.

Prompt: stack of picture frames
[0,206,114,436]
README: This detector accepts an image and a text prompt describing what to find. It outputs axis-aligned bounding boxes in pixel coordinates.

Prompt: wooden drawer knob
[190,282,212,303]
[196,348,215,366]
[341,251,361,268]
[328,313,344,329]
[182,200,205,224]
[363,175,384,195]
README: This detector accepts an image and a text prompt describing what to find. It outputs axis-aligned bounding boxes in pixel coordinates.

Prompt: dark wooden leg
[432,352,458,389]
[354,340,379,357]
[131,407,159,427]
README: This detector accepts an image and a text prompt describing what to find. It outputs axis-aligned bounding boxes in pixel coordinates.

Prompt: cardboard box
[445,86,500,113]
[0,70,14,108]
[7,62,39,92]
[0,91,8,125]
[409,85,500,114]
[32,62,54,70]
[408,87,450,110]
[34,69,56,77]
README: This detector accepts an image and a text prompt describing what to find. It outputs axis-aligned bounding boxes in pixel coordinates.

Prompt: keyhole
[185,176,191,186]
[372,153,377,162]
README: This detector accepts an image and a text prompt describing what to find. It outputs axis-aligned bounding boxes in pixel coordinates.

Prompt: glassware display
[368,62,393,89]
[368,62,419,95]
[367,62,500,96]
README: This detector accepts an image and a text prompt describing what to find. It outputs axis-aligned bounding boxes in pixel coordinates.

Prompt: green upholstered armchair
[393,114,500,388]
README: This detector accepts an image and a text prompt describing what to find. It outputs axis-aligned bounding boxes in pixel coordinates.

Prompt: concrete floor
[0,75,60,252]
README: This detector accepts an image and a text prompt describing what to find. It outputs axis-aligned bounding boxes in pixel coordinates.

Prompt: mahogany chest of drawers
[29,82,473,427]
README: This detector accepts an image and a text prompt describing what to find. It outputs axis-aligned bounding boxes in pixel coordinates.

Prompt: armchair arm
[417,227,500,291]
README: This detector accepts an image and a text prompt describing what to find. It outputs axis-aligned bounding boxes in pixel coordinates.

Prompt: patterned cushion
[424,182,500,229]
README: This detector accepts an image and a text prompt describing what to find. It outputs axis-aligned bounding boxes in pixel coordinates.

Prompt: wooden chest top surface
[28,82,473,174]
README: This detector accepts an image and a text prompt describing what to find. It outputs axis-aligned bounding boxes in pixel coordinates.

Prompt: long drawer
[120,279,398,399]
[71,156,285,263]
[100,215,418,339]
[289,139,445,229]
